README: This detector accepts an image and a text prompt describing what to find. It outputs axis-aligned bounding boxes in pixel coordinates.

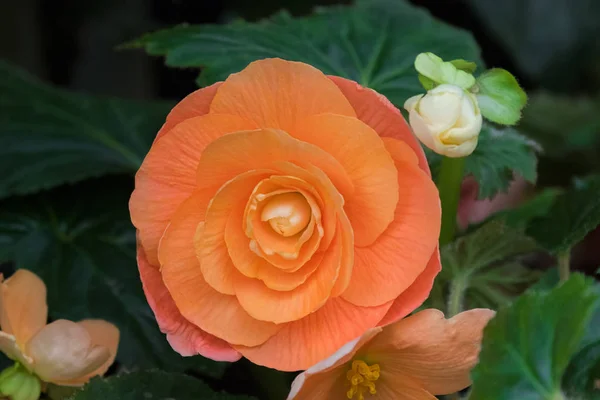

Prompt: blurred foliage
[527,175,600,255]
[466,0,600,92]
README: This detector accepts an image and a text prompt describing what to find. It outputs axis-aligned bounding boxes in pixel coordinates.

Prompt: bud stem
[438,156,466,246]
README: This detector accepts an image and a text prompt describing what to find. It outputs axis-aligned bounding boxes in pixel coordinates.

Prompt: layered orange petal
[342,138,440,307]
[0,269,47,348]
[159,192,280,347]
[137,246,240,361]
[287,328,382,400]
[199,172,272,295]
[130,113,257,265]
[155,82,221,141]
[236,298,393,371]
[226,204,321,291]
[210,58,356,134]
[195,129,353,198]
[364,309,496,395]
[294,113,398,246]
[233,224,342,324]
[328,76,431,175]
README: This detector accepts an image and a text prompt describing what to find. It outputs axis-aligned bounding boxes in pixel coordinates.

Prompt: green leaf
[427,124,539,199]
[0,61,171,199]
[563,341,600,399]
[0,179,225,377]
[527,175,600,254]
[129,0,482,108]
[426,220,540,312]
[69,371,256,400]
[470,273,600,400]
[414,52,476,89]
[475,68,527,125]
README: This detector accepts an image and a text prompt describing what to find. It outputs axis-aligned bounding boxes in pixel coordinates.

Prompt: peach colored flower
[0,270,119,387]
[130,58,441,371]
[288,308,495,400]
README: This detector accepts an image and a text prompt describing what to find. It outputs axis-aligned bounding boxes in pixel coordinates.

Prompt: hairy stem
[447,274,467,317]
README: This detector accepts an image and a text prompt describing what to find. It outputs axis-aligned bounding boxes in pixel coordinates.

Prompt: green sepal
[0,363,42,400]
[418,74,436,90]
[450,58,478,73]
[475,68,527,125]
[414,52,476,90]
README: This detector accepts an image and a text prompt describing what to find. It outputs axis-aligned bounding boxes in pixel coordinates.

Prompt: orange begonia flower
[130,58,442,371]
[0,270,119,387]
[288,309,495,400]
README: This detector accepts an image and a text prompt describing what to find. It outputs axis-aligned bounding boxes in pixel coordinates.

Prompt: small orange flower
[0,270,119,387]
[130,58,441,371]
[288,309,495,400]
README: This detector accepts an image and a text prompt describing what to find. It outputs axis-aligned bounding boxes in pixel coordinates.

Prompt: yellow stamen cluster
[346,360,380,400]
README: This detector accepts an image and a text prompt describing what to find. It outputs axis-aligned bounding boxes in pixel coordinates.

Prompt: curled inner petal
[245,179,323,264]
[261,192,311,237]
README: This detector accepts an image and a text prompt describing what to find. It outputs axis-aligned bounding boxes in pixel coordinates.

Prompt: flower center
[260,192,311,237]
[346,360,380,400]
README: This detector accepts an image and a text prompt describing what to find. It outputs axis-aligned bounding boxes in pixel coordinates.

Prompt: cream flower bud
[404,84,482,158]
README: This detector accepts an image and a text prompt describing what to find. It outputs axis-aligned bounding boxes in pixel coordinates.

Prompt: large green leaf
[426,221,539,312]
[0,61,170,199]
[470,274,600,400]
[129,0,482,108]
[527,175,600,254]
[69,371,255,400]
[0,179,225,377]
[427,125,538,199]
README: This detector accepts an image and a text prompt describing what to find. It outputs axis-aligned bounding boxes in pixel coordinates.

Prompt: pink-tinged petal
[366,308,496,395]
[378,249,441,326]
[287,328,381,400]
[137,245,241,361]
[235,298,392,372]
[328,76,431,176]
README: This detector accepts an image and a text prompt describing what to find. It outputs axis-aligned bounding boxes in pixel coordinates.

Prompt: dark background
[0,0,542,102]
